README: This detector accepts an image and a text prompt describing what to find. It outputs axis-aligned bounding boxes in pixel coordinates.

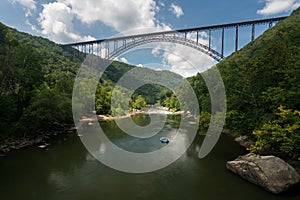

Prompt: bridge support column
[98,44,101,57]
[90,44,94,55]
[113,41,117,54]
[209,30,211,51]
[221,27,224,58]
[84,44,87,54]
[235,25,239,52]
[252,24,255,41]
[105,42,108,59]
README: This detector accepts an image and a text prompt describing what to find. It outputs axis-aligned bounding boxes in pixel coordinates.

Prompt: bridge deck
[62,16,287,46]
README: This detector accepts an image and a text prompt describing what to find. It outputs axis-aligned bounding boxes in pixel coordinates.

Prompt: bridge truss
[62,16,287,62]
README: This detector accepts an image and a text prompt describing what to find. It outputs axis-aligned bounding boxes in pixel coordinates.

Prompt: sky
[0,0,299,77]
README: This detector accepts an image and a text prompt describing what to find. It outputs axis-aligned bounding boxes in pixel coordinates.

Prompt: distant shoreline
[82,107,184,122]
[97,109,146,121]
[0,107,183,156]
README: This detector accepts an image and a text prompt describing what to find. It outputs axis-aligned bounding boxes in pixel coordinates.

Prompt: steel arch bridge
[62,16,287,62]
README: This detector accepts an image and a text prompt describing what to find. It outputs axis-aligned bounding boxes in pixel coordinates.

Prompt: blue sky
[1,0,299,76]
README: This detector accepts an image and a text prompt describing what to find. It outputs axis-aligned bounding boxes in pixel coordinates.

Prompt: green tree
[111,88,129,116]
[198,111,211,135]
[250,106,300,160]
[19,84,73,134]
[0,93,16,135]
[95,83,112,115]
[131,95,146,110]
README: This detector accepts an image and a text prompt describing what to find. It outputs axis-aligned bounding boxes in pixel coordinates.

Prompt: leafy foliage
[162,95,180,111]
[19,84,73,134]
[188,73,211,112]
[187,8,300,158]
[131,95,147,110]
[249,106,300,160]
[95,82,113,115]
[198,111,211,135]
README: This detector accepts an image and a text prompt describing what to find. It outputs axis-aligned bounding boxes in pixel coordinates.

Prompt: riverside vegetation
[189,8,300,161]
[0,8,300,164]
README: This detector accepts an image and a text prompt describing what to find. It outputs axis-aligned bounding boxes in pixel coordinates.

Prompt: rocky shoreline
[229,135,300,194]
[0,127,75,156]
[0,137,43,156]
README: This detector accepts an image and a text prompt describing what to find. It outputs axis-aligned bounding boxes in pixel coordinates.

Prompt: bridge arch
[107,35,224,62]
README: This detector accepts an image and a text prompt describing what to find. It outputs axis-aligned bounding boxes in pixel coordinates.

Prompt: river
[0,113,299,200]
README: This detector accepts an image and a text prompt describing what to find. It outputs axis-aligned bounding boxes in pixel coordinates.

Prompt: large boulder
[227,153,300,194]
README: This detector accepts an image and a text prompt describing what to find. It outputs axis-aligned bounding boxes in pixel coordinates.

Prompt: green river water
[0,114,299,200]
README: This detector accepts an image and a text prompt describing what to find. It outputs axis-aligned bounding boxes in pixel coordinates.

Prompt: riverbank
[0,107,183,156]
[0,126,75,156]
[97,109,146,121]
[97,107,183,121]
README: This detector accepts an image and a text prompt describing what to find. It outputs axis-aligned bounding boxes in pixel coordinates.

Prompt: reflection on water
[99,114,182,153]
[0,114,299,200]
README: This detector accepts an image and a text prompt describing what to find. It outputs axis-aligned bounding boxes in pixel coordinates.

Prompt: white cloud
[60,0,162,33]
[186,31,209,46]
[38,2,95,43]
[33,0,213,76]
[292,1,300,9]
[35,0,171,43]
[120,57,128,63]
[10,0,36,16]
[257,0,300,15]
[10,0,36,10]
[162,44,214,77]
[170,3,184,18]
[159,2,165,7]
[151,45,162,57]
[137,64,144,68]
[152,31,214,77]
[150,31,213,78]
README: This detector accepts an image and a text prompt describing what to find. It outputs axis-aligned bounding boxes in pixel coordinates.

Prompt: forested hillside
[0,22,84,138]
[0,22,176,141]
[189,8,300,159]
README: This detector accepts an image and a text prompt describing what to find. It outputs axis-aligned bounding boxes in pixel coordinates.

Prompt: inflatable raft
[160,137,169,143]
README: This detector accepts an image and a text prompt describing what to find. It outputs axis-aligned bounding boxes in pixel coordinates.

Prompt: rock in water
[226,153,300,194]
[234,135,254,149]
[38,143,49,149]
